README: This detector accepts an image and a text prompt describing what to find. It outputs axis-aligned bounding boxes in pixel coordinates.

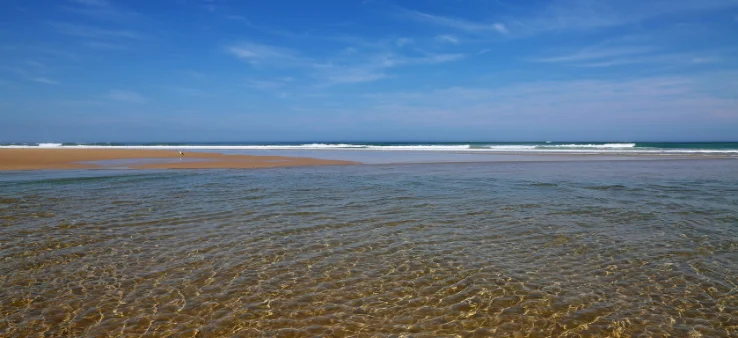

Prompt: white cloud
[404,9,509,34]
[316,65,389,84]
[493,23,509,34]
[31,77,59,85]
[226,43,305,67]
[226,15,248,22]
[49,22,142,39]
[26,60,45,68]
[436,34,460,44]
[691,57,720,63]
[532,43,726,68]
[86,41,127,50]
[104,90,146,103]
[65,0,139,23]
[400,1,738,38]
[420,53,465,63]
[533,46,655,63]
[247,78,295,89]
[359,73,738,128]
[509,0,738,35]
[71,0,109,6]
[395,37,412,47]
[312,52,464,86]
[162,86,209,97]
[226,38,465,86]
[374,53,465,67]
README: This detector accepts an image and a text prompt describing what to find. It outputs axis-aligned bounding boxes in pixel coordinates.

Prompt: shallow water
[1,159,737,337]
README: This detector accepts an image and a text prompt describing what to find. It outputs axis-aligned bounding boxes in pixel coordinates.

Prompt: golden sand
[0,149,357,170]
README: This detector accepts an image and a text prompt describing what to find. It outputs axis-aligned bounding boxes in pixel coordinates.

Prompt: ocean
[3,141,738,155]
[1,152,738,336]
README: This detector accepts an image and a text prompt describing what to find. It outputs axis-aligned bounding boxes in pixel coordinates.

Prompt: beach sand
[0,148,357,170]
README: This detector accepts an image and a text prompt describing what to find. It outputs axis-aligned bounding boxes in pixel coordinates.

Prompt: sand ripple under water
[1,160,738,337]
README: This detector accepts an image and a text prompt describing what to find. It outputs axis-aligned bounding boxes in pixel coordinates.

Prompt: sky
[0,0,737,142]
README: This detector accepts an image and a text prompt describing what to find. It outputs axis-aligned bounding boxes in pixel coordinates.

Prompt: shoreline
[0,149,358,170]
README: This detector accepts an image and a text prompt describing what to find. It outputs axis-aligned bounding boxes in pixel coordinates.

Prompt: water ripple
[1,160,738,336]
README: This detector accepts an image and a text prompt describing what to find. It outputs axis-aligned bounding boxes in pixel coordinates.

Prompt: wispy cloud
[574,53,723,68]
[104,90,146,103]
[247,77,295,89]
[181,70,206,80]
[225,37,466,86]
[436,34,460,44]
[49,22,142,39]
[0,66,29,77]
[533,46,655,63]
[225,15,247,22]
[162,86,210,97]
[508,0,738,35]
[26,60,46,68]
[2,64,62,85]
[85,41,127,50]
[226,43,305,67]
[312,64,390,84]
[71,0,109,6]
[64,0,139,23]
[31,77,60,85]
[532,42,727,68]
[400,1,738,38]
[359,72,738,129]
[395,37,412,47]
[403,9,508,34]
[691,57,720,64]
[313,52,465,86]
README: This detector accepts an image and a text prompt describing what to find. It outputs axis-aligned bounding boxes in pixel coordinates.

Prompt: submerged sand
[0,149,357,170]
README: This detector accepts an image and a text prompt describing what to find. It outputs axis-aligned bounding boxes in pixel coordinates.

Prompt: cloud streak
[531,42,727,68]
[31,77,60,85]
[226,40,466,86]
[358,72,738,131]
[104,90,146,103]
[533,46,655,63]
[71,0,109,6]
[403,9,508,34]
[436,34,460,44]
[399,0,738,38]
[510,0,738,35]
[226,43,305,67]
[49,22,142,39]
[312,52,465,85]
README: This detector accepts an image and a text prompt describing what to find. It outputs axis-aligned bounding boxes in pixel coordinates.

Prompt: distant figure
[178,151,184,156]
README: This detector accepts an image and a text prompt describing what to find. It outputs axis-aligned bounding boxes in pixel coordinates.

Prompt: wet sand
[0,149,357,170]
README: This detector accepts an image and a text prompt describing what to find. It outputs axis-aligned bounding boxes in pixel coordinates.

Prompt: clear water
[1,159,737,336]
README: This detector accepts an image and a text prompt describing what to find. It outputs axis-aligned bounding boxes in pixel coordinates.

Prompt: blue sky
[0,0,736,142]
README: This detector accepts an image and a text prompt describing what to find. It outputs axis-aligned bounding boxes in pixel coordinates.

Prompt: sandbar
[0,149,357,170]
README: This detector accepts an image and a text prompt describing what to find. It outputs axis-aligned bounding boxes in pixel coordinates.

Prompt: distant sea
[3,141,738,155]
[1,144,737,336]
